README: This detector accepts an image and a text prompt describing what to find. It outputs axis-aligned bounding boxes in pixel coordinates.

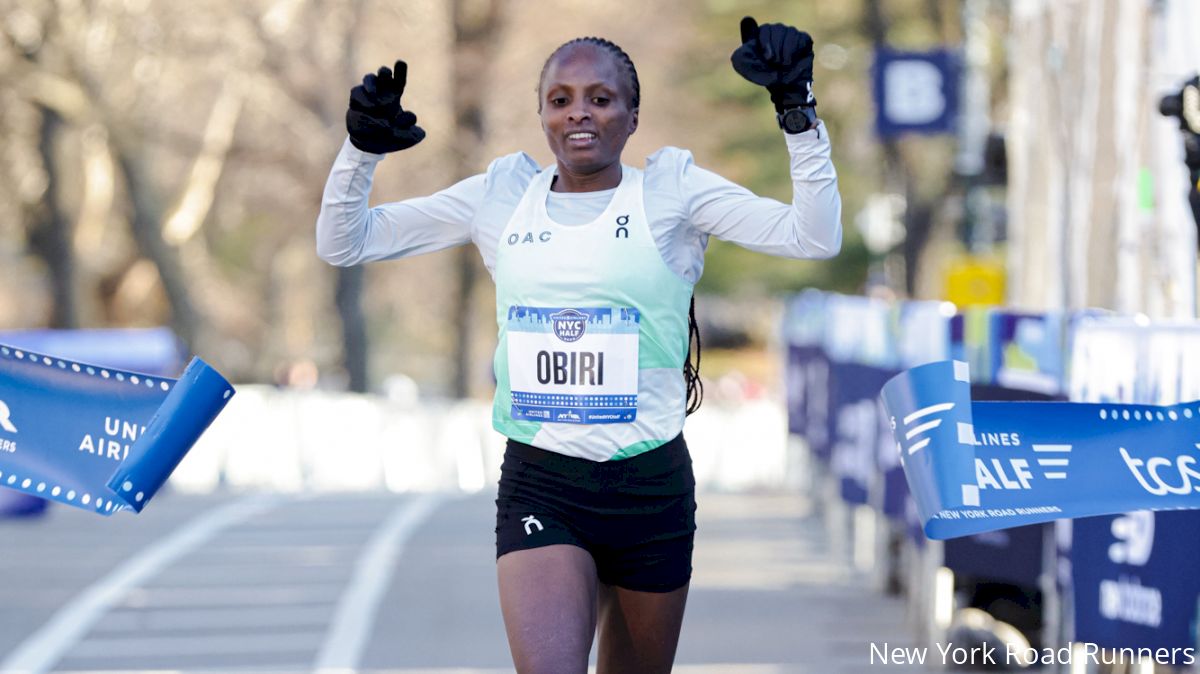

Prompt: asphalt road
[0,488,926,673]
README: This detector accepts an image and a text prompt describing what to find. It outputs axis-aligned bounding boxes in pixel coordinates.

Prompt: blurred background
[1,0,1196,395]
[4,0,1200,672]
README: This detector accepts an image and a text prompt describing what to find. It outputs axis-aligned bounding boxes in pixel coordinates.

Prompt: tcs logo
[1119,445,1200,496]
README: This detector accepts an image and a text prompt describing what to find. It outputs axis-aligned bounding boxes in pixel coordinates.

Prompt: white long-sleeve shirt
[316,123,842,284]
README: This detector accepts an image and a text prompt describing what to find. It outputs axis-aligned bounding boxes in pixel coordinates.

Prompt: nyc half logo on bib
[507,306,639,424]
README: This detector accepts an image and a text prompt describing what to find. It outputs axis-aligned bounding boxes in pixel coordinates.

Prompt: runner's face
[539,45,638,181]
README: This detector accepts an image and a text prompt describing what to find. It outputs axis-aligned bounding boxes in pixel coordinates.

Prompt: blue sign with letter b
[873,48,960,138]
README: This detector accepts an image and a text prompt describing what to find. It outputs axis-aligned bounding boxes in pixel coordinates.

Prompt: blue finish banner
[0,343,234,515]
[940,385,1062,585]
[881,360,1200,539]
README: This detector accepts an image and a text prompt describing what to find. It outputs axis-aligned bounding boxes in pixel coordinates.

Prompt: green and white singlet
[317,127,842,463]
[492,166,694,461]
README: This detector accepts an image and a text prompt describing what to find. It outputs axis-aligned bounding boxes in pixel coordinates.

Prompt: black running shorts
[495,434,697,593]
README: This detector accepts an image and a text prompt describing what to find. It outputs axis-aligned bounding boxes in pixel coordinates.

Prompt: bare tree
[5,8,78,328]
[26,104,77,328]
[1,1,251,351]
[236,0,373,390]
[863,0,950,296]
[449,0,507,398]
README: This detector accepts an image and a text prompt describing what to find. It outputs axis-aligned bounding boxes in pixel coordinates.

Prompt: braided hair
[537,37,641,111]
[538,37,704,415]
[684,296,703,415]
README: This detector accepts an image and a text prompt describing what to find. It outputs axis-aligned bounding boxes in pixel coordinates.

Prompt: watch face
[783,109,812,133]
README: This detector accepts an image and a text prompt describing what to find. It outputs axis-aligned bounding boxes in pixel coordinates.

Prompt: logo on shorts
[551,309,587,343]
[522,515,544,535]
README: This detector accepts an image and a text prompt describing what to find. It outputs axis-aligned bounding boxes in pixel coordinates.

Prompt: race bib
[507,306,639,424]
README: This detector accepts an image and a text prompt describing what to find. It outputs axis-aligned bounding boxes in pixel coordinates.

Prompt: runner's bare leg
[596,581,689,674]
[498,544,598,674]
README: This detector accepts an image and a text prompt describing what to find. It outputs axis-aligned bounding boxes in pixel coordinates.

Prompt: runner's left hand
[730,16,816,113]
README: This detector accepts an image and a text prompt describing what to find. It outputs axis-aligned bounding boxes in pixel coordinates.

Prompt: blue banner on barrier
[786,345,827,440]
[1071,511,1200,651]
[0,343,234,514]
[830,361,898,505]
[881,360,1200,539]
[991,312,1065,396]
[944,524,1047,587]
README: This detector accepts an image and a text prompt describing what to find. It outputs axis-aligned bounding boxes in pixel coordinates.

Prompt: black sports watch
[778,106,818,134]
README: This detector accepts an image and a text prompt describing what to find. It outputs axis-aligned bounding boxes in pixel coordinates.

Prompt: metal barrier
[171,387,795,495]
[784,292,1200,673]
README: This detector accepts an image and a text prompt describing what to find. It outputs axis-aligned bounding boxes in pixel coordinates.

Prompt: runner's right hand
[346,60,426,154]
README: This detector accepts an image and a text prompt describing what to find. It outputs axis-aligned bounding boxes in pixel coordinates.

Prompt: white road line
[0,493,283,674]
[70,631,324,658]
[313,492,445,674]
[91,606,331,632]
[120,583,344,607]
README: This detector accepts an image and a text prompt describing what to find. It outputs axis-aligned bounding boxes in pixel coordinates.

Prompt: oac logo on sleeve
[551,309,588,343]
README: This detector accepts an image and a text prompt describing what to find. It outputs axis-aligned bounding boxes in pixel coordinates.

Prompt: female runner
[317,16,841,674]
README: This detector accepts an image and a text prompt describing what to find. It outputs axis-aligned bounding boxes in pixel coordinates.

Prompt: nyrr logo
[550,309,588,343]
[1119,445,1200,496]
[506,231,552,246]
[0,399,17,433]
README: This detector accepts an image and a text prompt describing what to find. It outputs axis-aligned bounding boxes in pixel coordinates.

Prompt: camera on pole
[1158,75,1200,234]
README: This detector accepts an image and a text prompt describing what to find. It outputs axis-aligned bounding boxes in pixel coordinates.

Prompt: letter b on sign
[873,48,958,138]
[884,60,945,125]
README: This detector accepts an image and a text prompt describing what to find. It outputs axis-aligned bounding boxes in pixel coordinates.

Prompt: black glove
[346,60,426,154]
[730,16,816,113]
